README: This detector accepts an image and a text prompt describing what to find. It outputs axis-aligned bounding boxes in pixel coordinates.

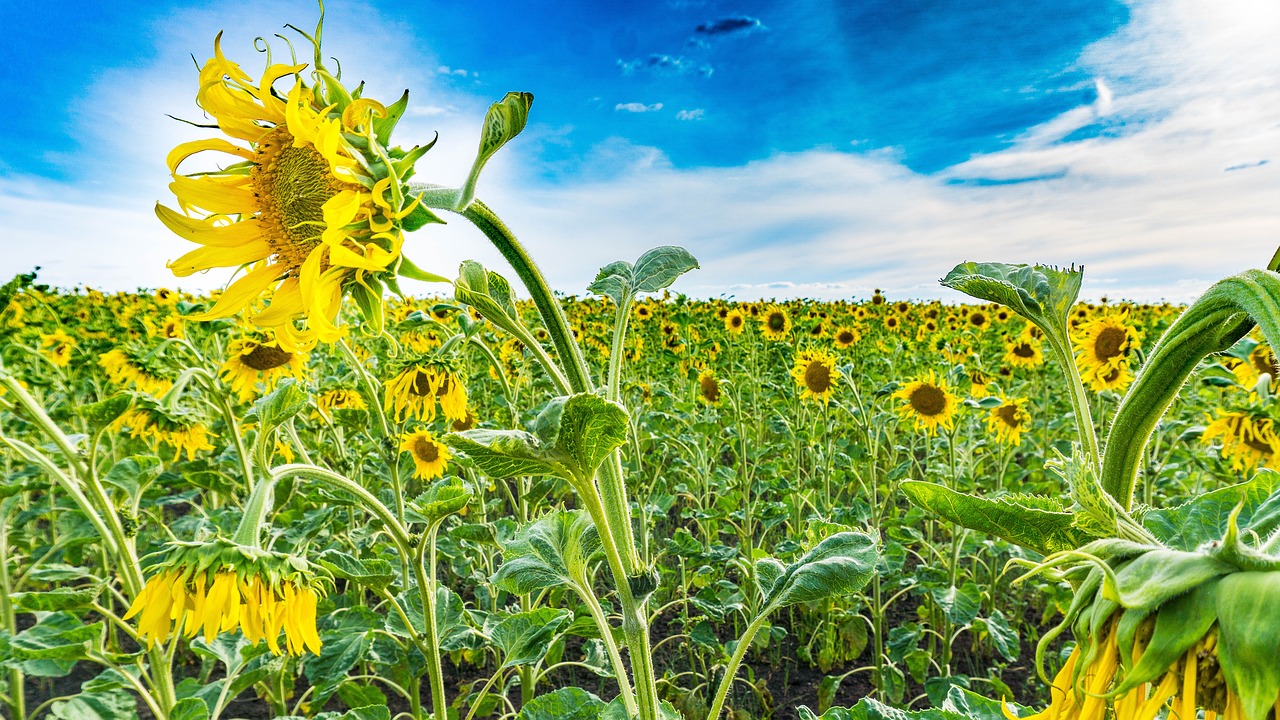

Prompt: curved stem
[706,611,771,720]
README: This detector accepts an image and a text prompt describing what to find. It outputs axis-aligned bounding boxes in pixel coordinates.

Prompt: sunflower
[1074,313,1142,392]
[115,400,216,461]
[451,408,478,432]
[833,326,860,349]
[724,308,747,335]
[157,25,431,352]
[100,347,173,396]
[315,388,367,420]
[1005,334,1045,369]
[893,370,958,435]
[400,429,452,480]
[884,315,902,333]
[1202,410,1280,473]
[634,303,654,322]
[967,310,989,331]
[696,368,722,406]
[967,369,991,398]
[219,335,308,402]
[759,305,791,340]
[39,329,76,367]
[126,541,325,656]
[792,349,838,404]
[384,360,468,423]
[158,314,185,339]
[984,395,1030,446]
[1231,342,1278,390]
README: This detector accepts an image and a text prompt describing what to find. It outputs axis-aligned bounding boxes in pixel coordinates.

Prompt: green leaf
[305,629,373,704]
[0,612,101,675]
[244,378,310,438]
[516,687,605,720]
[50,688,138,720]
[445,429,565,479]
[632,246,700,293]
[1145,470,1280,550]
[587,261,634,305]
[316,550,396,592]
[762,532,878,609]
[491,510,600,594]
[10,586,101,612]
[490,607,572,668]
[454,260,525,338]
[1106,549,1233,611]
[941,262,1082,338]
[977,610,1020,662]
[77,394,133,428]
[1214,571,1280,720]
[406,477,473,525]
[169,698,209,720]
[552,393,630,482]
[901,481,1091,555]
[102,455,162,499]
[456,92,534,210]
[397,253,450,283]
[931,583,981,625]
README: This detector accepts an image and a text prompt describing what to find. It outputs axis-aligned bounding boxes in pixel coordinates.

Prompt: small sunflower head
[892,370,958,435]
[791,348,838,404]
[400,429,453,480]
[383,356,469,424]
[126,538,329,656]
[696,368,722,405]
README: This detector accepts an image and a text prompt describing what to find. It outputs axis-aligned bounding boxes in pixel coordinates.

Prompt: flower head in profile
[114,396,216,461]
[158,13,438,351]
[126,538,328,656]
[39,329,76,367]
[1202,409,1280,473]
[384,357,468,424]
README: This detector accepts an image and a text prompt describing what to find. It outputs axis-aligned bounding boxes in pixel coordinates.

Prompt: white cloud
[436,65,475,78]
[675,109,705,121]
[614,102,664,113]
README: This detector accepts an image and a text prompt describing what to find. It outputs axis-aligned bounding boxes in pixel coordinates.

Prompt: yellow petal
[167,238,273,276]
[166,138,254,175]
[186,263,281,320]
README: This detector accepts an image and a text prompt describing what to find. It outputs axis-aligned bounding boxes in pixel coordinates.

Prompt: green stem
[706,611,771,720]
[231,475,278,547]
[1044,332,1100,471]
[1,501,25,720]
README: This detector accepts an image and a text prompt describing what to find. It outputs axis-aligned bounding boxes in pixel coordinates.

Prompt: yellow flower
[696,368,722,405]
[315,388,367,420]
[99,348,173,396]
[1074,312,1142,393]
[125,568,321,656]
[400,429,452,480]
[39,329,76,367]
[1004,334,1045,369]
[833,326,860,350]
[968,369,990,399]
[724,308,747,335]
[1231,342,1278,390]
[157,28,429,352]
[791,348,838,404]
[115,403,216,462]
[159,315,185,340]
[1202,410,1280,473]
[384,362,468,423]
[759,305,791,341]
[984,395,1030,446]
[218,336,308,402]
[893,370,958,435]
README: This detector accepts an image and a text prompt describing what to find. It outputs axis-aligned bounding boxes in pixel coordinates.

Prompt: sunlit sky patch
[0,0,1276,302]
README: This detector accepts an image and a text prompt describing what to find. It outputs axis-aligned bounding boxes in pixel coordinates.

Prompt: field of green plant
[4,10,1280,720]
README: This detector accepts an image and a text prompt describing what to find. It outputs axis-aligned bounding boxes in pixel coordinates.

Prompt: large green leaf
[10,586,101,612]
[444,429,566,479]
[317,550,397,592]
[516,687,606,720]
[587,246,700,304]
[941,262,1081,337]
[489,607,572,668]
[244,378,310,437]
[1145,470,1280,550]
[50,688,138,720]
[901,481,1091,555]
[1215,572,1280,720]
[101,455,162,500]
[0,612,102,676]
[492,510,600,594]
[406,477,473,525]
[454,260,525,338]
[762,532,878,609]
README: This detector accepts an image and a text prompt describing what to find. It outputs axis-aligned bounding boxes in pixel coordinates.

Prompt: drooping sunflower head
[99,346,174,396]
[126,538,328,656]
[39,329,76,367]
[892,370,958,435]
[791,348,838,404]
[1202,410,1280,473]
[1229,340,1279,391]
[158,16,439,352]
[114,396,216,462]
[696,368,722,405]
[400,429,453,480]
[315,387,367,420]
[968,368,990,398]
[219,334,308,402]
[760,305,791,340]
[383,357,468,424]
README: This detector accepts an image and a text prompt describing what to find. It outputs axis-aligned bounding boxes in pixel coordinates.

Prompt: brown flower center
[730,315,743,328]
[1252,347,1278,376]
[994,404,1022,429]
[909,384,946,417]
[252,126,344,272]
[700,374,721,403]
[1012,342,1036,358]
[804,361,832,394]
[241,344,293,371]
[837,330,855,345]
[969,312,987,327]
[412,437,440,463]
[767,312,786,332]
[411,370,434,396]
[1093,326,1127,361]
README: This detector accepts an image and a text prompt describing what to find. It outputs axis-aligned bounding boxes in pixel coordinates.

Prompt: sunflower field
[5,11,1280,720]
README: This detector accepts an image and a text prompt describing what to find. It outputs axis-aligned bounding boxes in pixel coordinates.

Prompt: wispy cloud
[436,65,477,78]
[615,102,664,113]
[675,109,705,121]
[617,54,713,78]
[695,14,765,37]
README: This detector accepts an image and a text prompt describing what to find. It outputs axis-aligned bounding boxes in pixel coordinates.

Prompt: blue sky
[0,0,1276,301]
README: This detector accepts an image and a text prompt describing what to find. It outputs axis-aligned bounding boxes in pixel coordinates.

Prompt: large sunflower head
[791,348,838,404]
[696,368,722,406]
[1073,312,1142,392]
[126,538,328,656]
[892,370,958,435]
[158,17,438,352]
